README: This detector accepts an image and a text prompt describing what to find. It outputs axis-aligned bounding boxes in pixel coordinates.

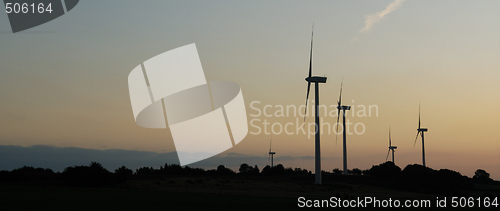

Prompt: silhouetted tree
[435,169,472,190]
[7,166,54,182]
[473,169,493,184]
[361,169,370,176]
[260,164,286,175]
[114,166,133,183]
[238,163,260,175]
[62,162,113,187]
[216,165,235,175]
[273,164,285,175]
[161,164,183,175]
[332,168,342,175]
[400,164,432,180]
[286,167,295,175]
[294,168,309,176]
[239,163,251,174]
[349,168,362,176]
[366,161,401,179]
[253,165,260,174]
[182,165,205,175]
[261,165,271,175]
[398,164,473,192]
[135,167,155,175]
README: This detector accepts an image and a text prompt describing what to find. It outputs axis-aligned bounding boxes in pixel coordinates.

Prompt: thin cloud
[360,0,406,33]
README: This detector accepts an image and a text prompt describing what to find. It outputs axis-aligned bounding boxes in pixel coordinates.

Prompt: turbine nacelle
[418,128,428,132]
[389,146,397,150]
[337,105,351,110]
[305,76,327,83]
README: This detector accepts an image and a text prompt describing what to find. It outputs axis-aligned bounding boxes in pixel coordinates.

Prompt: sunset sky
[1,0,499,180]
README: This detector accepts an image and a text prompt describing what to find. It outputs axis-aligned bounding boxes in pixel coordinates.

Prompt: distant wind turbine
[414,103,428,167]
[303,24,327,184]
[268,136,276,168]
[386,127,397,163]
[335,79,351,175]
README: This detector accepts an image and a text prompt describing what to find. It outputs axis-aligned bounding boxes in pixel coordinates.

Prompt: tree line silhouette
[0,161,495,193]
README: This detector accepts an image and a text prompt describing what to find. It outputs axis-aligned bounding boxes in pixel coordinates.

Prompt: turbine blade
[335,79,343,145]
[269,136,272,153]
[304,82,311,121]
[389,127,391,147]
[335,130,338,145]
[386,149,390,161]
[336,109,341,130]
[335,109,340,145]
[304,24,314,121]
[308,24,314,79]
[418,102,421,129]
[413,131,420,148]
[338,79,343,107]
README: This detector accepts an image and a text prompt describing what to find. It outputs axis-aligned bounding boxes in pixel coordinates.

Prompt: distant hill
[0,145,177,172]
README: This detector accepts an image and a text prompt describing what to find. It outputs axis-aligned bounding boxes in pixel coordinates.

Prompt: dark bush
[114,166,133,183]
[62,162,113,187]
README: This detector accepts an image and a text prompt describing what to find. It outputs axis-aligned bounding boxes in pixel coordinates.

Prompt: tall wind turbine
[304,24,327,184]
[386,127,397,163]
[335,79,351,175]
[269,137,276,168]
[414,103,428,167]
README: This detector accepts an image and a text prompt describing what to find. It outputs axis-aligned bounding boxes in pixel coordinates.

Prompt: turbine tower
[414,103,428,167]
[304,24,327,184]
[386,127,397,163]
[268,137,276,168]
[335,79,351,175]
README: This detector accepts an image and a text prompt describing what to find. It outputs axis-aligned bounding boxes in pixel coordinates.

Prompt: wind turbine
[414,103,428,167]
[303,24,327,184]
[269,136,276,168]
[335,79,351,175]
[386,127,397,163]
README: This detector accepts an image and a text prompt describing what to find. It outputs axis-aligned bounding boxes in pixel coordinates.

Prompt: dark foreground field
[1,174,499,210]
[0,184,295,210]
